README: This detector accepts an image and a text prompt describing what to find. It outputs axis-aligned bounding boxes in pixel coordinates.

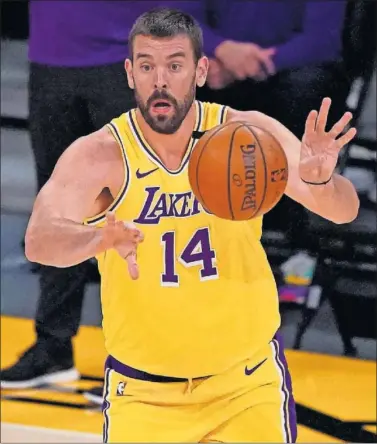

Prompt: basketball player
[24,8,359,443]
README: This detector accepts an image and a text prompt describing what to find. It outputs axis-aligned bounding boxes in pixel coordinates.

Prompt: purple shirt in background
[28,1,213,67]
[29,0,346,72]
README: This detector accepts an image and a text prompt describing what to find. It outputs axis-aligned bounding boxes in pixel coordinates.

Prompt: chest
[119,167,206,229]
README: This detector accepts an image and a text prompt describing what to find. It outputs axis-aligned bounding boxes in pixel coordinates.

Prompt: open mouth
[151,100,172,113]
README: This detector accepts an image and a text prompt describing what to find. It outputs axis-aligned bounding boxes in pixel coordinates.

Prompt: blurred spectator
[196,0,350,248]
[199,0,349,133]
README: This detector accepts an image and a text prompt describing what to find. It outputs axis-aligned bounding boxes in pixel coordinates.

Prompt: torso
[85,100,280,378]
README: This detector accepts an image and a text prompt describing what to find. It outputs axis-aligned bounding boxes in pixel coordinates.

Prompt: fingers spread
[336,127,357,150]
[316,97,331,133]
[305,110,318,135]
[328,112,353,138]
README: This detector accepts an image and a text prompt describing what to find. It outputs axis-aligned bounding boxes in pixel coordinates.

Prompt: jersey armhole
[219,104,229,125]
[84,122,131,226]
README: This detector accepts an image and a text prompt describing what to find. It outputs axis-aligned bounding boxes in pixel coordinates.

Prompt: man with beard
[24,8,359,443]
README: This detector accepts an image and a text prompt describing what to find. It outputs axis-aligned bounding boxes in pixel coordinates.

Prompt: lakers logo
[133,187,209,224]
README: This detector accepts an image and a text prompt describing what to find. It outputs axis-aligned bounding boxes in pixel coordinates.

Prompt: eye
[170,63,181,72]
[140,64,152,72]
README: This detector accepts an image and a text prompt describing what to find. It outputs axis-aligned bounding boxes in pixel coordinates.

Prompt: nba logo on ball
[116,381,126,396]
[271,168,287,182]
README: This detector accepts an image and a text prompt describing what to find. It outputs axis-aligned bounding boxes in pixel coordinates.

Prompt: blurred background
[1,1,376,442]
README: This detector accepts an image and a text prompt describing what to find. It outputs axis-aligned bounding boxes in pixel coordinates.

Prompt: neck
[135,102,197,168]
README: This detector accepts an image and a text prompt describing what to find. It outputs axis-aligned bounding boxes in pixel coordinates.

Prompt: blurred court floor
[1,316,376,443]
[1,40,376,442]
[1,424,101,443]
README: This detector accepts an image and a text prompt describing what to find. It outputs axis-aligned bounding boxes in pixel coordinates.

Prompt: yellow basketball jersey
[86,101,280,378]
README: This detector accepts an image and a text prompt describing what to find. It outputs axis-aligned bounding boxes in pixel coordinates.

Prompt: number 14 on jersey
[160,228,218,286]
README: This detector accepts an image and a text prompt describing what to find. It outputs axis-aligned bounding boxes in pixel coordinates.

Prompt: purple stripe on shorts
[273,332,297,443]
[106,355,195,383]
[102,360,111,443]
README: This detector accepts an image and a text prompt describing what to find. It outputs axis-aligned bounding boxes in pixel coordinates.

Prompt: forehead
[133,34,193,58]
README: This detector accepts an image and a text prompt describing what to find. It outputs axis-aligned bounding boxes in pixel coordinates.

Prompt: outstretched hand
[104,212,144,280]
[300,98,357,184]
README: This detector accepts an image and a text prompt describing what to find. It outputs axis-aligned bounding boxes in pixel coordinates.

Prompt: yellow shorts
[102,332,297,442]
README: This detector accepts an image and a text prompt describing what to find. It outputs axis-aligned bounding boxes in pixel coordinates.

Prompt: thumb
[106,212,116,226]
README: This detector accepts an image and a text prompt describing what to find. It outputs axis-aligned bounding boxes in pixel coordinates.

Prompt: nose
[154,67,167,89]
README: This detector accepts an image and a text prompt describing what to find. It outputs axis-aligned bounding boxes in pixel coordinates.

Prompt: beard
[134,78,196,135]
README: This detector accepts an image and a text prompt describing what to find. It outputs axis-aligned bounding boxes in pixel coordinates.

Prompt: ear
[196,56,209,88]
[125,59,135,90]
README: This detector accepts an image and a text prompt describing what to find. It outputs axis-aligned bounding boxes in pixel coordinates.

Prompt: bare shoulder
[52,126,124,187]
[32,126,126,223]
[65,126,122,168]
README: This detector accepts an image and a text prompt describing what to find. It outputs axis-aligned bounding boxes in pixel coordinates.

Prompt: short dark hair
[128,7,203,63]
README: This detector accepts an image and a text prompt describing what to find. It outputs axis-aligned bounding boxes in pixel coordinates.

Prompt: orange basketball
[188,121,289,221]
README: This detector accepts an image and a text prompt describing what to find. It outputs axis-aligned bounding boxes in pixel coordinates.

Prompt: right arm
[25,129,126,267]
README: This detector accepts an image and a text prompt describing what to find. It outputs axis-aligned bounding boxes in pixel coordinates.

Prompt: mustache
[147,90,178,108]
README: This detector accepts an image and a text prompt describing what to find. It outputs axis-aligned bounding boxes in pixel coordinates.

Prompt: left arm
[272,1,347,71]
[227,98,359,224]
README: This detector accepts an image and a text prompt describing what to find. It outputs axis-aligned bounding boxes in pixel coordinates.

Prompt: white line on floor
[0,423,102,443]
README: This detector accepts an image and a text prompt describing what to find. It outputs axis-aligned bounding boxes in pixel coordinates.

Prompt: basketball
[188,121,289,221]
